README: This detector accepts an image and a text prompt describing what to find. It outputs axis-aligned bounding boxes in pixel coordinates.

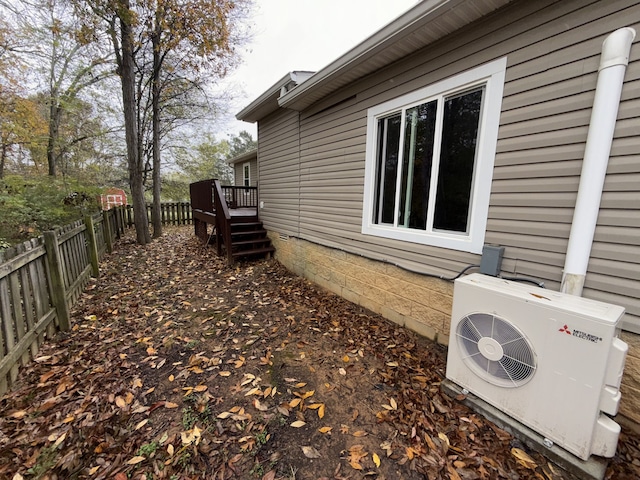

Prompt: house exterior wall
[233,158,258,187]
[256,0,640,423]
[258,109,301,237]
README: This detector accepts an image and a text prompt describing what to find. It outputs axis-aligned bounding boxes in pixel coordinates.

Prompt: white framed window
[361,58,506,254]
[243,162,250,187]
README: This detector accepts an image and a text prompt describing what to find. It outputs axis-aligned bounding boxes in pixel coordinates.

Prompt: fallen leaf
[353,430,368,437]
[88,466,99,475]
[219,371,231,377]
[135,419,148,430]
[438,432,450,450]
[164,402,179,409]
[511,447,537,470]
[389,398,397,410]
[54,432,66,447]
[373,452,381,467]
[447,464,462,480]
[262,470,276,480]
[318,426,332,433]
[290,420,306,428]
[301,446,322,458]
[127,456,145,465]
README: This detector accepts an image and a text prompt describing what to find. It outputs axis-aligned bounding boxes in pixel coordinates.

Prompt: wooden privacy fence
[117,202,192,227]
[0,209,120,395]
[0,201,188,395]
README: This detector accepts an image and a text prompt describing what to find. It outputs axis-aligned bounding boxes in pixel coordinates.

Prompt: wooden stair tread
[232,238,271,247]
[231,246,275,257]
[231,229,267,237]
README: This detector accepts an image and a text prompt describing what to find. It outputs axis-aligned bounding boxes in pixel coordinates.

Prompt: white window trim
[243,162,251,187]
[361,57,507,255]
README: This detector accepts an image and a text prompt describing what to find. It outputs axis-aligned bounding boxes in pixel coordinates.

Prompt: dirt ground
[0,226,638,480]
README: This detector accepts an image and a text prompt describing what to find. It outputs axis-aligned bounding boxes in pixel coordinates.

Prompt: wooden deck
[189,179,274,264]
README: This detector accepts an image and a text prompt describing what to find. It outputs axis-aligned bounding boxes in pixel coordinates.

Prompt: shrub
[0,175,101,246]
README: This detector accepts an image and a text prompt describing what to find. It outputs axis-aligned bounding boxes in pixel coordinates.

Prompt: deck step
[231,246,275,258]
[232,238,271,247]
[231,229,267,237]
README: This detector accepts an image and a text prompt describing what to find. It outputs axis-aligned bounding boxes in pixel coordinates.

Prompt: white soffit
[278,0,514,112]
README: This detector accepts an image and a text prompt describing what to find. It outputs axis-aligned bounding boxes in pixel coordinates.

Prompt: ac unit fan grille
[456,313,536,388]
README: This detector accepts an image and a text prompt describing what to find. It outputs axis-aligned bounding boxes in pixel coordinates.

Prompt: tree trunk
[47,101,61,177]
[119,1,150,245]
[151,15,162,238]
[0,145,6,179]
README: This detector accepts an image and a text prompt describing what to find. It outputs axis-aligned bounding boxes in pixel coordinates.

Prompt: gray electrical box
[480,245,504,277]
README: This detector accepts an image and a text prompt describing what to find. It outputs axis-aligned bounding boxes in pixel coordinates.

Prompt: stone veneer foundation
[268,232,640,426]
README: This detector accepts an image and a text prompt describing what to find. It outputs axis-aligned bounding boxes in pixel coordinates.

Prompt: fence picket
[17,243,38,359]
[0,277,13,391]
[0,201,191,395]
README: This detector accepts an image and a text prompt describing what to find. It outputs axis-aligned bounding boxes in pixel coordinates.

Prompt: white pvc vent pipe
[561,27,636,296]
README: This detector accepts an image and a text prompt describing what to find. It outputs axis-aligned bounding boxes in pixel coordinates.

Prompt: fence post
[84,215,100,278]
[103,210,113,253]
[126,205,133,227]
[43,231,70,331]
[177,202,184,225]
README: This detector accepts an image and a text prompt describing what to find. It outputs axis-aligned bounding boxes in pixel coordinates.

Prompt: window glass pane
[374,114,401,224]
[433,88,484,233]
[399,100,437,230]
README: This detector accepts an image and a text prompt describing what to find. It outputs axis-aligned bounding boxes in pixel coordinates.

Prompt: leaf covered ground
[1,226,639,480]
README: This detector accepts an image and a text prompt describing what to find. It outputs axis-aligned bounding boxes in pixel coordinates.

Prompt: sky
[217,0,420,139]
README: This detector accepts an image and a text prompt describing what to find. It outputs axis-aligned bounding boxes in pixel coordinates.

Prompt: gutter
[561,27,636,296]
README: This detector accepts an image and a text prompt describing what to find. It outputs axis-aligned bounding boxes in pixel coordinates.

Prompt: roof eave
[278,0,514,112]
[236,71,315,123]
[227,148,258,165]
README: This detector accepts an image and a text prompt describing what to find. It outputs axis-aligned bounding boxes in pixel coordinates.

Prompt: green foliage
[0,174,101,246]
[137,441,160,458]
[162,130,255,201]
[26,445,58,479]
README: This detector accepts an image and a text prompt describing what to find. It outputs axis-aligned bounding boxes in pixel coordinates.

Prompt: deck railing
[213,180,234,264]
[189,179,214,213]
[221,185,258,209]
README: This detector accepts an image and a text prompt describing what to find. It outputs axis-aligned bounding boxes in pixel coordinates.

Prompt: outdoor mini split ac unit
[446,273,627,461]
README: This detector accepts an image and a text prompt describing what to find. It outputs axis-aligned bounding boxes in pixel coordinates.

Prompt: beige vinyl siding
[258,109,301,237]
[257,0,640,330]
[233,158,257,187]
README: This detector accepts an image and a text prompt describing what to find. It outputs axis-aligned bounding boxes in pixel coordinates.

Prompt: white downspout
[561,27,635,296]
